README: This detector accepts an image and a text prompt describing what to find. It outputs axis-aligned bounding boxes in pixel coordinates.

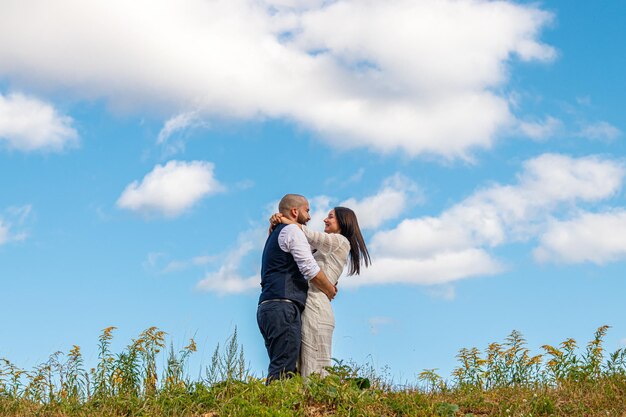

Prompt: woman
[271,207,370,378]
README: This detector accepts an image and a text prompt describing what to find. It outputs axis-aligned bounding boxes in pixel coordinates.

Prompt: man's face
[296,202,311,225]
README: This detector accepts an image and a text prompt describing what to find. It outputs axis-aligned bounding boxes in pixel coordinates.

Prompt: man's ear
[290,207,298,219]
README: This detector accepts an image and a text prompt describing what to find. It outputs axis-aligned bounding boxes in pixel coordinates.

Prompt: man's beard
[297,211,308,225]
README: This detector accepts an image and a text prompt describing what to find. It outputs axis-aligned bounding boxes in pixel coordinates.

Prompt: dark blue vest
[259,224,309,310]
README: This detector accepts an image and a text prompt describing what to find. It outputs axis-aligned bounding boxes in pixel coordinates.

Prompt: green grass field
[2,326,626,416]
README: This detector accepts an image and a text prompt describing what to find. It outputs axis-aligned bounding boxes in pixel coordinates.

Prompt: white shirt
[278,224,320,280]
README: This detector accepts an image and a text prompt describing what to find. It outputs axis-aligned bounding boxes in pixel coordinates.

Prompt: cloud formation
[352,249,503,287]
[346,154,625,287]
[308,175,419,232]
[368,316,393,335]
[0,221,8,245]
[0,92,78,152]
[535,210,626,264]
[0,205,33,244]
[193,154,625,294]
[340,175,420,230]
[518,116,562,141]
[156,111,209,156]
[157,112,204,145]
[117,160,224,217]
[196,228,265,294]
[0,0,554,158]
[577,121,622,142]
[144,252,214,274]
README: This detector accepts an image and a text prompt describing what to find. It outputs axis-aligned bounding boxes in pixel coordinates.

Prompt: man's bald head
[278,194,311,224]
[279,194,306,215]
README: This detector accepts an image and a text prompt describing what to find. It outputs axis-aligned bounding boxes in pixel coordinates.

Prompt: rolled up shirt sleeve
[278,224,321,280]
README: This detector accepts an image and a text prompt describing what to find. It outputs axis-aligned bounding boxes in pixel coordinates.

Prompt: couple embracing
[257,194,370,383]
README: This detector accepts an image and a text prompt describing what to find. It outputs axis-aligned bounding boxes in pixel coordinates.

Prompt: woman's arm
[269,213,302,234]
[302,225,347,255]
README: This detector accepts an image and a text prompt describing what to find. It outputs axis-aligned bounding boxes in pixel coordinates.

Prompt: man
[257,194,337,383]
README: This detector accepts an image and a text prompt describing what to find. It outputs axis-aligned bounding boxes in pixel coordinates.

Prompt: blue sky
[1,0,625,382]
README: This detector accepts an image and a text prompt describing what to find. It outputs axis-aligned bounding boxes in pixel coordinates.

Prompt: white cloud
[0,0,554,158]
[307,195,333,232]
[144,252,215,274]
[117,160,224,217]
[195,154,625,293]
[156,111,209,156]
[196,228,265,295]
[518,116,562,140]
[306,175,419,232]
[235,179,255,191]
[0,221,8,245]
[371,216,474,259]
[371,154,625,260]
[513,154,624,207]
[5,205,33,225]
[576,96,591,106]
[143,252,166,271]
[368,316,393,335]
[346,168,365,184]
[534,210,626,264]
[157,112,204,145]
[162,255,213,274]
[339,187,407,230]
[347,154,625,288]
[577,121,622,142]
[426,284,456,301]
[0,92,78,152]
[0,205,34,244]
[339,175,419,230]
[325,168,365,188]
[345,248,503,288]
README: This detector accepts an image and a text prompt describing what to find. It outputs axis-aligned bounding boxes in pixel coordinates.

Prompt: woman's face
[324,210,341,234]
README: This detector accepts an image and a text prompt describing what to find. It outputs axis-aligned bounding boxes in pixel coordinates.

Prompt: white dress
[299,225,350,378]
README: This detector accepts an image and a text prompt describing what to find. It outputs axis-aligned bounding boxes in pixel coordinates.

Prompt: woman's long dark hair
[334,206,371,276]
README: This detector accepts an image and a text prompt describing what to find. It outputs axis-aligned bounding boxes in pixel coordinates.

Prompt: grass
[2,325,626,416]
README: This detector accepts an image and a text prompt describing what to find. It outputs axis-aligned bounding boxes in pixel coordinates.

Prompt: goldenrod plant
[1,325,626,416]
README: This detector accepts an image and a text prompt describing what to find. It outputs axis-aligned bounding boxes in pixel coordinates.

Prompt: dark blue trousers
[257,301,301,383]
